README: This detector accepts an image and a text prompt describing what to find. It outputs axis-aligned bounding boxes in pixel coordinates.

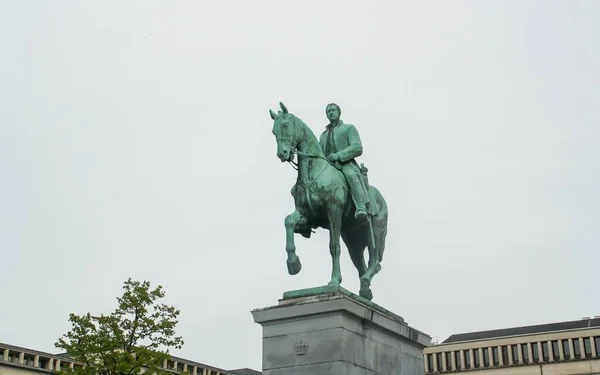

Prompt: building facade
[0,343,259,375]
[423,317,600,374]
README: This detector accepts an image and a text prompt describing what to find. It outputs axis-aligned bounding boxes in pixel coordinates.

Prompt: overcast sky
[1,0,599,371]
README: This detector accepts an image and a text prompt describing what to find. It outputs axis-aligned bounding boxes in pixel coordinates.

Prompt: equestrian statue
[269,102,388,301]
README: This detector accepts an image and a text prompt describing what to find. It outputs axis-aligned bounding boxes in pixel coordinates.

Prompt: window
[552,341,560,361]
[595,337,600,357]
[502,346,509,365]
[464,349,471,369]
[563,339,571,360]
[24,354,35,366]
[473,348,481,368]
[483,348,490,367]
[492,347,499,366]
[521,343,530,364]
[542,341,549,361]
[532,343,540,363]
[39,358,47,369]
[573,338,582,359]
[436,353,443,371]
[427,354,434,373]
[584,337,592,358]
[455,351,462,370]
[512,345,520,364]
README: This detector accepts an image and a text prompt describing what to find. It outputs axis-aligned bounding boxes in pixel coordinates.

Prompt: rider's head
[326,103,341,123]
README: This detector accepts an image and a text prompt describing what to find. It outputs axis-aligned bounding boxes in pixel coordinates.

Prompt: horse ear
[279,102,288,114]
[269,109,277,120]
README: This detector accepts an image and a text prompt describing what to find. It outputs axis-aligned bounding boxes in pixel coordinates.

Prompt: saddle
[295,162,380,239]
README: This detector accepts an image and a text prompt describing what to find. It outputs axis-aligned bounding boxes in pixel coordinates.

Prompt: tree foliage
[55,279,184,375]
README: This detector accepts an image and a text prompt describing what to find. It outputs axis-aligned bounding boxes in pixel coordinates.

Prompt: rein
[284,120,328,170]
[288,150,330,170]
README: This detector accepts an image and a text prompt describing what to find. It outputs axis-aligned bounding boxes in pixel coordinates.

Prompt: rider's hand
[327,153,340,162]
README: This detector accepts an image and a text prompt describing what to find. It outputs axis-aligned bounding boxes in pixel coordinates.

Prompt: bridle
[277,116,331,188]
[279,114,328,170]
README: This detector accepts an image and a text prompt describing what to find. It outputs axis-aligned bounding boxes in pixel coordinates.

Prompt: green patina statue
[269,102,389,301]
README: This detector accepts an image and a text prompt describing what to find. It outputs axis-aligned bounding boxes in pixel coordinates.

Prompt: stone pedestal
[251,285,431,375]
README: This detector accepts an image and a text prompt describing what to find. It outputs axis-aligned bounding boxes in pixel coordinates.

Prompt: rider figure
[319,103,368,221]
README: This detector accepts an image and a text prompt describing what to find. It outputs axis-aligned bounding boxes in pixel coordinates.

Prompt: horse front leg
[327,206,343,286]
[284,210,305,275]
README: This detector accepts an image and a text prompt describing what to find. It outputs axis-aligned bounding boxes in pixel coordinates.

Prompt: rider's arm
[336,125,363,162]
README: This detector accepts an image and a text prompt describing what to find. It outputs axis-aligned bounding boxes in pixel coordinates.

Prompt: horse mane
[287,113,323,155]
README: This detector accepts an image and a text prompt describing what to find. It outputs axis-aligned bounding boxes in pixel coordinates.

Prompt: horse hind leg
[341,231,368,279]
[284,211,305,275]
[359,217,383,301]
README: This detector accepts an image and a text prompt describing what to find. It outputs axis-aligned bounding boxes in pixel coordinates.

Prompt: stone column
[498,346,503,366]
[432,352,438,372]
[569,339,575,360]
[2,349,8,362]
[518,344,523,364]
[55,359,61,370]
[441,351,447,372]
[479,348,484,367]
[47,358,54,370]
[558,340,565,360]
[579,338,586,358]
[548,340,554,362]
[468,349,474,368]
[18,352,24,365]
[591,337,597,358]
[451,350,457,370]
[34,355,39,368]
[507,345,514,365]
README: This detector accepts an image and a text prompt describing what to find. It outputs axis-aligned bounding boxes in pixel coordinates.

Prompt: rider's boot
[348,174,368,221]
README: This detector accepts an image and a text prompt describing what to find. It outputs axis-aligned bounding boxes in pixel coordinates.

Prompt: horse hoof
[287,257,302,275]
[360,278,373,300]
[360,287,373,301]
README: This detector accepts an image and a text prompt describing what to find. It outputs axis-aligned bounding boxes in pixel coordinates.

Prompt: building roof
[442,317,600,344]
[229,369,261,375]
[0,342,258,375]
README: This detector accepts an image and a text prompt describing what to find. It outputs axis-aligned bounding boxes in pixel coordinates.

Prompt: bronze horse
[270,102,388,300]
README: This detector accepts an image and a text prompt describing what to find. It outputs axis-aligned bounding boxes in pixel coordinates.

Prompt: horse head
[269,102,298,162]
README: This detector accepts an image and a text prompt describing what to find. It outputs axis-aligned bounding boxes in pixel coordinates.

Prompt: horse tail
[369,186,388,262]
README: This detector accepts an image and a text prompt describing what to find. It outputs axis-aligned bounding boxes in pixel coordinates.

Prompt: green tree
[55,279,184,375]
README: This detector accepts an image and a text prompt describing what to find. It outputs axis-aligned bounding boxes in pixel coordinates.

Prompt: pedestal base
[251,285,431,375]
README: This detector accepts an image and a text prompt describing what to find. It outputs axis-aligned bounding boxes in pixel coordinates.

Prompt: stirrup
[355,208,368,220]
